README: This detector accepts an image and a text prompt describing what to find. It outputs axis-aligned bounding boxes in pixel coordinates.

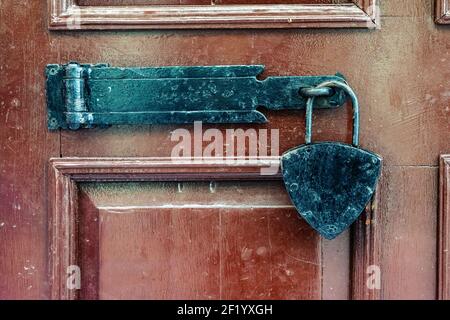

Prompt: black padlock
[281,80,382,240]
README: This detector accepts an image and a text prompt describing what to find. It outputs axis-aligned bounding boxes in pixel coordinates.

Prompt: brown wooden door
[0,0,449,300]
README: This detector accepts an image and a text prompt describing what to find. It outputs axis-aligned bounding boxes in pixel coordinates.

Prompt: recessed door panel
[76,181,326,299]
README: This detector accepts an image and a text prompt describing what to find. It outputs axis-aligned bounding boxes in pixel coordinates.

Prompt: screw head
[48,68,58,76]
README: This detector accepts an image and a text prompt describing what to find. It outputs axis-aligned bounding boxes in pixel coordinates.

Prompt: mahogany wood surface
[0,0,449,299]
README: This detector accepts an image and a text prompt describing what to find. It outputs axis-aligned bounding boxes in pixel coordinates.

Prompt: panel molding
[350,186,382,300]
[48,0,379,30]
[48,157,281,299]
[436,0,450,24]
[48,157,378,299]
[439,155,450,300]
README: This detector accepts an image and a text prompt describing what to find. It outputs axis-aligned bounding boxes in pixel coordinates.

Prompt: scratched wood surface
[78,181,324,299]
[0,0,449,299]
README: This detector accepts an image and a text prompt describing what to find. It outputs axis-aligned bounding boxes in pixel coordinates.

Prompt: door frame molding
[351,178,382,300]
[48,157,281,299]
[439,155,450,300]
[48,0,379,30]
[48,157,380,300]
[436,0,450,24]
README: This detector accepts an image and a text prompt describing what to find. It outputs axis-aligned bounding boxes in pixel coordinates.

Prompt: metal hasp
[46,62,348,130]
[281,81,382,240]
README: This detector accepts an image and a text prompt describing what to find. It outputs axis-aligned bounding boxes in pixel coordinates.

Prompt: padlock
[281,80,382,240]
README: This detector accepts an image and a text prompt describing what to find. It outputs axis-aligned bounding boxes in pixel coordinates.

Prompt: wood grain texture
[78,191,100,300]
[439,155,450,300]
[1,0,449,300]
[78,0,350,5]
[97,206,222,299]
[436,0,450,24]
[95,206,320,299]
[57,0,449,300]
[219,207,319,299]
[321,233,351,299]
[48,158,351,299]
[379,167,438,300]
[84,180,350,299]
[48,0,379,29]
[60,2,450,167]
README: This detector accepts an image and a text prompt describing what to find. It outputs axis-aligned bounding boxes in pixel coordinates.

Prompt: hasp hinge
[46,62,348,130]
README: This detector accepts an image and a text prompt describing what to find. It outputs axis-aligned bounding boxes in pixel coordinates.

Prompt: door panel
[78,181,321,299]
[48,158,349,300]
[0,0,60,300]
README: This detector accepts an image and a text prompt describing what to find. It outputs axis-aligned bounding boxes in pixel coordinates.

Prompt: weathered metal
[46,62,348,130]
[281,81,382,240]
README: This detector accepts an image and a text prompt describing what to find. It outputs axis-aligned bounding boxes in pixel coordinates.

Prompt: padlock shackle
[305,80,359,147]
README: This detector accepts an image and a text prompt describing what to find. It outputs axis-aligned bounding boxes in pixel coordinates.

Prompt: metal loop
[305,80,359,147]
[299,87,334,97]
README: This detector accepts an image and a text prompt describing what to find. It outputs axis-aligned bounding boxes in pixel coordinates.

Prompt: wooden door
[0,0,449,300]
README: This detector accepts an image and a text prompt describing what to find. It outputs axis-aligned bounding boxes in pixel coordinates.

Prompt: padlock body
[281,142,382,239]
